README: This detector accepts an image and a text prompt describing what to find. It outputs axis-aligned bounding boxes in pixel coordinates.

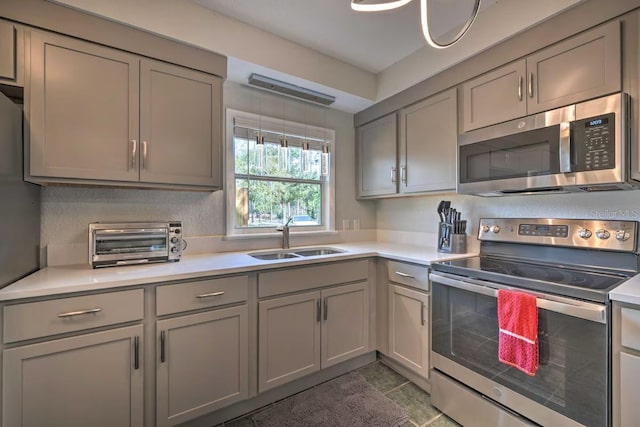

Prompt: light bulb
[279,139,289,171]
[321,145,330,176]
[256,136,265,171]
[302,142,311,172]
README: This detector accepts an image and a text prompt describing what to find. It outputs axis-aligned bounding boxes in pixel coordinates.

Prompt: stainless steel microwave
[89,221,183,268]
[457,93,634,196]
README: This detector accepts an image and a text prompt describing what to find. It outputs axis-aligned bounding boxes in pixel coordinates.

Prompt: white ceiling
[193,0,496,73]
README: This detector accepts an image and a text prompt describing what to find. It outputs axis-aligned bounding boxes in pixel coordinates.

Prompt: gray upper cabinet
[357,89,457,199]
[0,20,23,87]
[139,59,222,187]
[27,30,222,190]
[462,20,621,132]
[399,88,457,194]
[28,31,141,182]
[357,113,397,198]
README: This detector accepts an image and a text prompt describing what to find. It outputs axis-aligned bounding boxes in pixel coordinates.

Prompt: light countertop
[0,242,476,302]
[610,274,640,306]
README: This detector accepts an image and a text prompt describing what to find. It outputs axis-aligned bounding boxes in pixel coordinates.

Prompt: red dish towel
[497,289,539,376]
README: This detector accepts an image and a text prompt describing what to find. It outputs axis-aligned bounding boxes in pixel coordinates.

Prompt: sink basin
[293,248,345,257]
[248,247,345,260]
[249,252,300,260]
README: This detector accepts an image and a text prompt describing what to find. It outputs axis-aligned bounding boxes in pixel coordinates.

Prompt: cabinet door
[321,282,370,368]
[399,88,457,194]
[258,291,321,392]
[388,284,429,377]
[140,59,222,188]
[357,113,398,198]
[28,31,140,182]
[156,305,248,427]
[3,325,143,427]
[620,352,640,426]
[462,60,527,132]
[0,20,22,86]
[527,20,621,114]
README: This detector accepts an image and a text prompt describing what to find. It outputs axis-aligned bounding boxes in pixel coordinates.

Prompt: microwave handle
[559,121,572,173]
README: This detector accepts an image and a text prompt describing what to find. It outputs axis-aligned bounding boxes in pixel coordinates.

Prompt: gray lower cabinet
[0,19,23,87]
[386,261,430,378]
[388,284,429,377]
[357,113,397,198]
[156,305,249,427]
[258,281,370,392]
[357,88,457,199]
[2,325,144,427]
[462,19,621,132]
[27,29,222,189]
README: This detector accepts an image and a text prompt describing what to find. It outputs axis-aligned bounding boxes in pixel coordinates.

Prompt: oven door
[430,272,609,427]
[92,228,169,265]
[458,103,576,195]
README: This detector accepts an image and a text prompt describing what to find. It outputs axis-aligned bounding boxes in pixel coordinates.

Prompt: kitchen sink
[293,248,345,257]
[248,247,345,260]
[249,252,300,260]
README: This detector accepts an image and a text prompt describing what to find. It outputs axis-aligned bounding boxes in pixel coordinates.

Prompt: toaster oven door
[93,228,169,265]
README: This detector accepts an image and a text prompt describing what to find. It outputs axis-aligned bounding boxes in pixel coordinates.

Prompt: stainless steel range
[429,218,639,427]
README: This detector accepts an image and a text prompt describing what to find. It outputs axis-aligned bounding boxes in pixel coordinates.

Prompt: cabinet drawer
[156,275,249,316]
[621,307,640,351]
[387,261,429,291]
[258,260,368,298]
[3,289,144,343]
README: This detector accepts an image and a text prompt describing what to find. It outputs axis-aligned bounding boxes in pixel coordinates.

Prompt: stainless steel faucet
[277,217,293,249]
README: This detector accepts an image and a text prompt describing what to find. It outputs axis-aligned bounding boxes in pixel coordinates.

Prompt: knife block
[438,222,467,253]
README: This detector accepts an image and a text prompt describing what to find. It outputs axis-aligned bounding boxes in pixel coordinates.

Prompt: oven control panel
[478,218,638,252]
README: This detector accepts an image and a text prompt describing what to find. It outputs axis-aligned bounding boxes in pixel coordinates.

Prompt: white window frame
[225,108,336,236]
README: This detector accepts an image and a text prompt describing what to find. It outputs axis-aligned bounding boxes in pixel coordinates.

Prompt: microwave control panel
[572,113,615,172]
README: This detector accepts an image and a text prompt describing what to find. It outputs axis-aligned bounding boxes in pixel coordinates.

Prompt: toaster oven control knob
[616,230,631,241]
[578,228,592,239]
[490,225,500,234]
[171,237,179,244]
[174,228,181,234]
[482,225,490,233]
[171,247,179,254]
[595,229,610,240]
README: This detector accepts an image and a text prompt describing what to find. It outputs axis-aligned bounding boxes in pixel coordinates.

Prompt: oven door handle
[429,272,607,324]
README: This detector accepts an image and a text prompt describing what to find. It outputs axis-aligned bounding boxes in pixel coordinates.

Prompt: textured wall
[375,190,640,237]
[41,81,375,249]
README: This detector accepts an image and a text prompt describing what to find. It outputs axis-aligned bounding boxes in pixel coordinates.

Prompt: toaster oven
[89,221,183,268]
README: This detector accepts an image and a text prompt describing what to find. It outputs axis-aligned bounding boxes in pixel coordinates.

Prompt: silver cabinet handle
[130,139,137,170]
[196,291,225,299]
[421,303,425,326]
[528,72,534,98]
[323,298,328,321]
[400,165,407,185]
[142,140,148,170]
[57,308,102,318]
[394,271,415,279]
[518,76,523,101]
[316,299,321,322]
[391,166,397,183]
[160,330,166,363]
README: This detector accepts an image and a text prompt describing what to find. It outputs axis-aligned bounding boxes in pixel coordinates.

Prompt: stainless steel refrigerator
[0,91,40,288]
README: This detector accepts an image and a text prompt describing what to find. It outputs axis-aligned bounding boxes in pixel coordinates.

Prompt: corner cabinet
[463,19,621,132]
[357,88,457,198]
[26,30,222,190]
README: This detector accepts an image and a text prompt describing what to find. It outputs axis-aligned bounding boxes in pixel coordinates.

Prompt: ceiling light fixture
[351,0,481,49]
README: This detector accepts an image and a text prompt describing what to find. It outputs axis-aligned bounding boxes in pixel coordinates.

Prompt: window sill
[223,230,339,241]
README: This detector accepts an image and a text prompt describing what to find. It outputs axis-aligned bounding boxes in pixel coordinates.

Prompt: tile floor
[222,361,461,427]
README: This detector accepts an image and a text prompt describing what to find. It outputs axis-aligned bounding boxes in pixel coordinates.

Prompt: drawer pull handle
[394,271,415,279]
[324,298,328,321]
[57,308,102,318]
[421,303,425,326]
[316,299,321,322]
[196,291,225,299]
